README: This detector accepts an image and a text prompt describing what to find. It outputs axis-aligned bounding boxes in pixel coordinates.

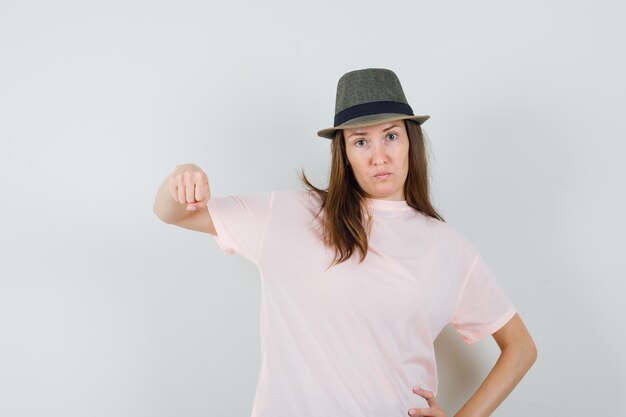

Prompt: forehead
[343,121,404,137]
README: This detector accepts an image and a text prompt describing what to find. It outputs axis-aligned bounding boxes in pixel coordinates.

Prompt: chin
[367,185,396,196]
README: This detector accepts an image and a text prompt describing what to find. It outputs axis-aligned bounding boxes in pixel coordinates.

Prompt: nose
[372,144,387,165]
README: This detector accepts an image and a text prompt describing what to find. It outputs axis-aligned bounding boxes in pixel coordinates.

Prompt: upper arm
[168,205,217,235]
[204,191,275,263]
[492,313,537,361]
[450,251,517,345]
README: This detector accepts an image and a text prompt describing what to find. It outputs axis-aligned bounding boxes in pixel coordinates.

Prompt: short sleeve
[206,190,274,265]
[450,252,517,344]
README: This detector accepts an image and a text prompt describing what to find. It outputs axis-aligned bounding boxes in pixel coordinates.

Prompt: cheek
[351,163,370,181]
[399,147,410,168]
[353,165,368,179]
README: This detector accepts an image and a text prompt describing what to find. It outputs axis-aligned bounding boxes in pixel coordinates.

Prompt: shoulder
[264,189,322,213]
[271,188,311,202]
[419,213,480,257]
[272,189,322,205]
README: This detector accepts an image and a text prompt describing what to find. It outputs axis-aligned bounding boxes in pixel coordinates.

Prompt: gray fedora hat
[317,68,430,139]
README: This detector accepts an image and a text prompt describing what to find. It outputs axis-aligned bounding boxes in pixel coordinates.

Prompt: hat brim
[316,113,430,139]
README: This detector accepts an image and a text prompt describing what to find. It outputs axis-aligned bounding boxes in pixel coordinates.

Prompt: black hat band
[334,100,414,127]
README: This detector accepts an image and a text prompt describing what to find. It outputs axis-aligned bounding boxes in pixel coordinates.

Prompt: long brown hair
[298,119,445,269]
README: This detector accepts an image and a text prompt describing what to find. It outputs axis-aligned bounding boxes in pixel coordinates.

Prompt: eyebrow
[346,124,399,139]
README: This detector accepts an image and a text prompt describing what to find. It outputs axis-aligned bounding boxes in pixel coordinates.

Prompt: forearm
[453,346,535,417]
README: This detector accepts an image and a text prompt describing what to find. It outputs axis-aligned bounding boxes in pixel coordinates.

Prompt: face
[343,120,410,201]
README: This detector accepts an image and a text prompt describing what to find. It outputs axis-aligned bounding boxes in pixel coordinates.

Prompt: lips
[374,171,391,177]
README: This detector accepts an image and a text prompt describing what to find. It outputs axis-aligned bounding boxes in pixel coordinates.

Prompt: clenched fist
[168,163,211,212]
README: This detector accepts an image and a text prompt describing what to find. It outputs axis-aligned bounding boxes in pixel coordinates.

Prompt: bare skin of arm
[153,163,217,235]
[409,314,536,417]
[452,313,537,417]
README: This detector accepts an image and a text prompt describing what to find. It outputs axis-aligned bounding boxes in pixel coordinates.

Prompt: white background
[1,0,624,416]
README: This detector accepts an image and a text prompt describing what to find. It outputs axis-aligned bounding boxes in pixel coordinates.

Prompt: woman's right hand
[167,163,211,212]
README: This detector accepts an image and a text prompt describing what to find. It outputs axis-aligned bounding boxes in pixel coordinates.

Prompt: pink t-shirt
[207,189,516,417]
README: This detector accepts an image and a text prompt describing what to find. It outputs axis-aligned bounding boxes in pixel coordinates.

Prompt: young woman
[154,68,537,417]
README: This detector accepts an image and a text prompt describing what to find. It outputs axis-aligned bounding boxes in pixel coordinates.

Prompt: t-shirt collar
[365,197,412,212]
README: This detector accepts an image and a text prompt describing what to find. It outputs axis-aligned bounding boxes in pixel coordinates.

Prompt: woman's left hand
[408,386,448,417]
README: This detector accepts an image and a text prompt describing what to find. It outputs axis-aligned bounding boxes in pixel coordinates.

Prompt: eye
[387,133,399,141]
[354,138,366,147]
